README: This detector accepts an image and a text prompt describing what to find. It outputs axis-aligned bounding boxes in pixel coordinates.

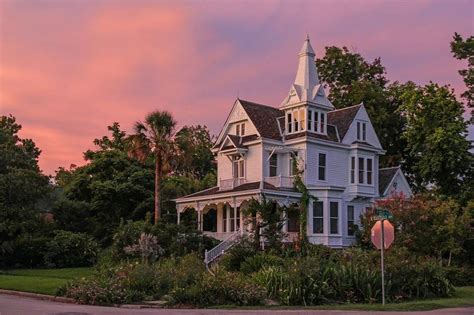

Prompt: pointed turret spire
[280,35,333,109]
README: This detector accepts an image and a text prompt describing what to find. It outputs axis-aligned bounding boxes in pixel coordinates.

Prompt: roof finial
[306,33,310,42]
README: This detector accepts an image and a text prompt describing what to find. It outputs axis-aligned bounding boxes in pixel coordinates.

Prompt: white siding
[306,143,348,187]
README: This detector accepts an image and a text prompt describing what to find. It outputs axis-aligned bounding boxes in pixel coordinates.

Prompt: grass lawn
[218,287,474,312]
[0,267,94,295]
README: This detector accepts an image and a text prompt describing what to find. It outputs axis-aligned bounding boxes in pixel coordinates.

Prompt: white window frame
[317,151,327,181]
[329,201,339,235]
[366,158,373,185]
[232,156,245,179]
[356,121,367,141]
[269,153,278,177]
[347,205,355,236]
[313,201,324,234]
[350,156,356,184]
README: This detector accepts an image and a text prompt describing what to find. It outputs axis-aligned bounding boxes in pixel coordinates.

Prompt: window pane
[313,218,323,234]
[357,122,360,140]
[367,159,373,185]
[347,205,354,221]
[269,154,278,177]
[330,202,338,217]
[362,123,366,140]
[236,124,240,136]
[233,161,238,178]
[330,202,338,234]
[358,157,364,184]
[307,110,312,130]
[241,123,245,136]
[314,201,323,217]
[351,157,355,184]
[293,110,299,131]
[320,113,325,133]
[239,160,245,178]
[314,111,319,132]
[318,153,326,181]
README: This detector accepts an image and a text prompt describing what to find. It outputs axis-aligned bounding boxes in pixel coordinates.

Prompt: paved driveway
[0,294,473,315]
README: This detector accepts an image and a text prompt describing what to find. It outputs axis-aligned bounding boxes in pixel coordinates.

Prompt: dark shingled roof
[179,181,292,199]
[379,167,400,195]
[239,99,284,140]
[327,105,362,140]
[285,125,339,142]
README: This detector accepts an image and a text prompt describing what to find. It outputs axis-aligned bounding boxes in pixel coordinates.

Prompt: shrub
[220,238,257,271]
[240,253,284,274]
[171,269,266,306]
[44,230,99,267]
[61,254,205,305]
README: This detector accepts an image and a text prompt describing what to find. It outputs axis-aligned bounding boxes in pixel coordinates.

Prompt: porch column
[196,202,202,231]
[177,210,180,225]
[233,198,238,232]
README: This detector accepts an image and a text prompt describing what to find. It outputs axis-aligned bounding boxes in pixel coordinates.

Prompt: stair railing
[204,230,241,273]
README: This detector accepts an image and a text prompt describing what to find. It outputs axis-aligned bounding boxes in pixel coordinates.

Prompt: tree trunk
[154,156,161,224]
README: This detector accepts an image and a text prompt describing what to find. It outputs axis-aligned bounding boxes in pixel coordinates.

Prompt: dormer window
[306,108,326,134]
[356,122,366,141]
[236,123,245,136]
[286,107,306,134]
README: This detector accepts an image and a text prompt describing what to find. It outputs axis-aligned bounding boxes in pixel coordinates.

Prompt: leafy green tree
[0,115,50,257]
[127,111,177,224]
[242,196,285,250]
[54,123,154,244]
[175,125,215,180]
[316,46,406,166]
[451,32,473,115]
[399,83,473,196]
[358,194,470,266]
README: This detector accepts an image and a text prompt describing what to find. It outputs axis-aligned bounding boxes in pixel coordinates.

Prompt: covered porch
[175,184,302,241]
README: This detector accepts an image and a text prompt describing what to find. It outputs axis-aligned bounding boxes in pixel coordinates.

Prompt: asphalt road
[0,294,473,315]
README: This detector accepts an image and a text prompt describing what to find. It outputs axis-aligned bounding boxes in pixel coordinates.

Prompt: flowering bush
[124,233,164,264]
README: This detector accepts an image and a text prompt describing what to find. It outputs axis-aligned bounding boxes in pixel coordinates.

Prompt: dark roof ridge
[328,103,362,113]
[238,99,280,111]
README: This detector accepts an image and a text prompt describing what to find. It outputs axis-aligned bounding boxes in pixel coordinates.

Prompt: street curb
[0,290,165,309]
[0,289,75,304]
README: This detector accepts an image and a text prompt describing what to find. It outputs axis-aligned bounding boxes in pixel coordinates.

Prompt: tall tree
[399,83,473,196]
[450,32,474,118]
[0,115,50,259]
[175,125,215,180]
[127,111,177,224]
[316,46,405,166]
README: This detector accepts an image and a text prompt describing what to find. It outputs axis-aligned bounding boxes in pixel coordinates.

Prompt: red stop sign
[371,220,394,250]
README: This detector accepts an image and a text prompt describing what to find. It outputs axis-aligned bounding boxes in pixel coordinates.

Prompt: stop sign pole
[371,208,394,306]
[380,219,386,306]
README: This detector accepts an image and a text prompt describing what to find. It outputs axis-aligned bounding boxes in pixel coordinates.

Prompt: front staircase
[204,230,241,272]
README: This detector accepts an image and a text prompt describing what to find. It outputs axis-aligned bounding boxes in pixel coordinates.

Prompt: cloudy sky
[1,0,472,175]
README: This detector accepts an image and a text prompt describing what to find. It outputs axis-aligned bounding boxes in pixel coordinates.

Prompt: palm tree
[127,111,176,224]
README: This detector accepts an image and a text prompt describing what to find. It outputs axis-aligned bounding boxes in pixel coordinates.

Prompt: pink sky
[1,0,472,175]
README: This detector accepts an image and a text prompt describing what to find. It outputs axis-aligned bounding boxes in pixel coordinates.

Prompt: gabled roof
[327,104,362,140]
[239,99,283,140]
[379,166,400,195]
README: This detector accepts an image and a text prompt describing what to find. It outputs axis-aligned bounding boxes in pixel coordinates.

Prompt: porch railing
[204,229,241,273]
[220,178,247,190]
[264,175,294,188]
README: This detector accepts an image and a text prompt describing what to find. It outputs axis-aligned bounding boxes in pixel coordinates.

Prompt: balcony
[264,175,294,188]
[220,178,247,190]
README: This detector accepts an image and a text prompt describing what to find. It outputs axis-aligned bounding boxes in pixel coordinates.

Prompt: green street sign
[375,208,393,220]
